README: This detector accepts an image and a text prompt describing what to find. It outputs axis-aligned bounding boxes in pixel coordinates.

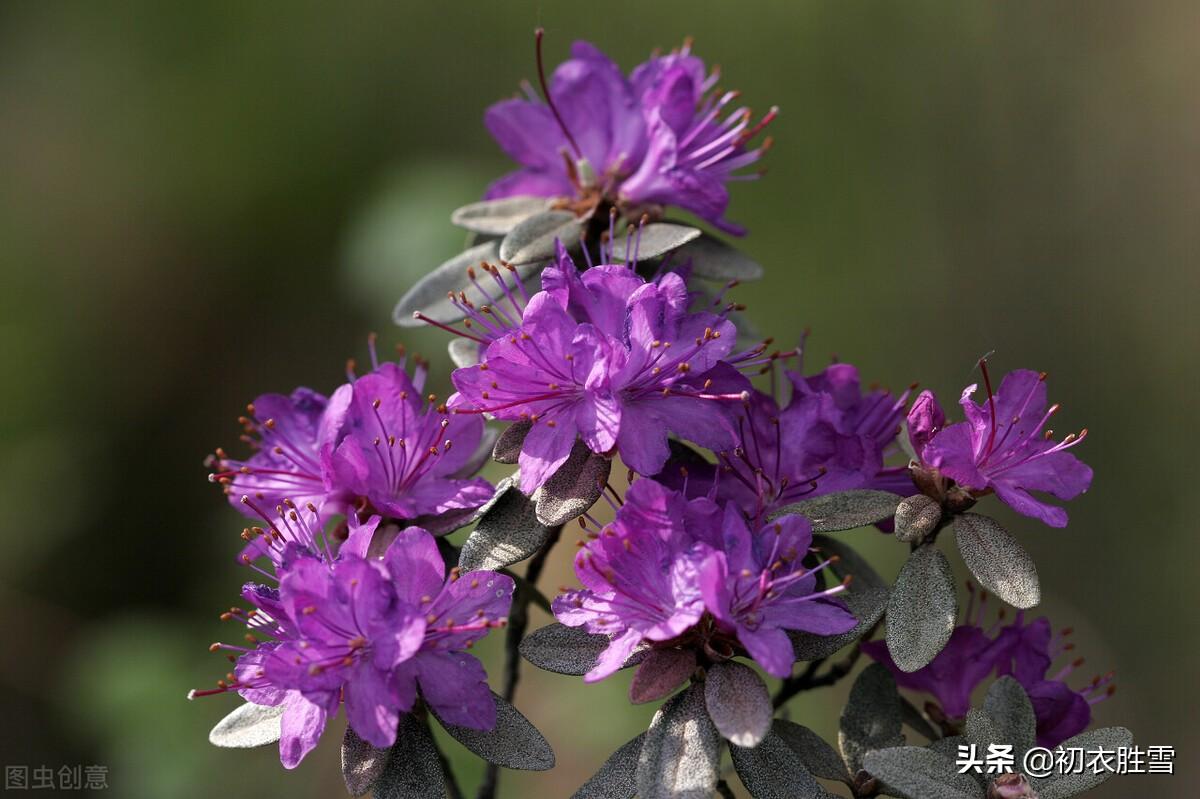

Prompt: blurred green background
[1,1,1195,796]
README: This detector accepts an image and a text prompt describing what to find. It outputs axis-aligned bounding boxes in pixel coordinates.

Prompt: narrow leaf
[372,713,446,799]
[519,622,647,676]
[886,544,958,672]
[730,729,826,799]
[492,421,530,464]
[499,210,583,266]
[458,478,552,571]
[1029,726,1132,799]
[208,702,283,748]
[534,440,611,526]
[430,692,555,770]
[393,240,499,328]
[451,196,553,235]
[571,734,645,799]
[862,747,980,799]
[704,661,772,748]
[773,719,850,784]
[954,513,1041,610]
[629,649,696,705]
[983,677,1036,758]
[343,726,388,796]
[636,685,721,799]
[838,663,904,774]
[607,223,701,263]
[769,490,901,533]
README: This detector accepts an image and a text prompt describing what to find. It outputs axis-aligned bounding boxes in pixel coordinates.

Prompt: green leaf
[430,692,554,771]
[674,232,765,281]
[629,649,696,705]
[886,544,958,672]
[451,196,553,235]
[983,677,1036,758]
[393,240,499,328]
[534,440,611,526]
[499,210,583,266]
[372,713,446,799]
[730,729,827,799]
[1029,726,1133,799]
[207,702,283,748]
[954,513,1040,610]
[894,494,942,544]
[862,747,981,799]
[343,726,388,796]
[458,476,552,571]
[704,661,772,748]
[571,733,645,799]
[492,421,530,464]
[607,223,701,263]
[773,719,851,784]
[519,623,647,676]
[447,337,480,368]
[636,685,722,799]
[790,534,889,660]
[838,663,904,773]
[769,490,901,533]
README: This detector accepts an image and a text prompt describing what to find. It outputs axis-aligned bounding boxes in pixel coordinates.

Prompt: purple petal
[518,420,579,493]
[736,625,795,679]
[414,651,496,730]
[585,628,644,683]
[382,526,445,604]
[343,668,401,749]
[279,692,332,769]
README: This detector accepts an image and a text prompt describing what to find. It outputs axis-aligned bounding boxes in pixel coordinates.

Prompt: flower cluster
[553,478,856,683]
[196,33,1127,799]
[861,587,1115,748]
[486,36,775,233]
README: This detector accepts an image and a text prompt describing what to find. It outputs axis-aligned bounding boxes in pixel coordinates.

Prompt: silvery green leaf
[704,661,772,748]
[447,337,481,368]
[520,623,648,676]
[886,544,958,672]
[928,734,966,761]
[448,425,498,480]
[430,692,554,771]
[895,494,942,544]
[773,719,851,784]
[789,535,888,661]
[954,513,1040,610]
[534,440,610,526]
[730,729,827,799]
[493,421,530,464]
[1028,726,1132,799]
[343,726,388,796]
[607,223,701,263]
[862,747,980,799]
[571,733,645,799]
[838,663,904,773]
[458,478,551,571]
[372,713,445,799]
[393,240,499,328]
[964,708,1002,751]
[769,490,901,533]
[983,677,1036,758]
[675,233,765,281]
[900,696,941,742]
[451,196,553,235]
[636,685,721,799]
[499,210,582,266]
[207,702,283,748]
[629,649,696,705]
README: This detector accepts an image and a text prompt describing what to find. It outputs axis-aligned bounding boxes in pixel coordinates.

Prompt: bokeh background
[1,2,1196,796]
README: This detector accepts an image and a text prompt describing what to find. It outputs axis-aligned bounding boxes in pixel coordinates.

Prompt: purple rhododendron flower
[209,386,351,520]
[553,479,854,683]
[328,361,493,525]
[451,246,753,493]
[660,359,913,521]
[485,37,774,233]
[995,613,1115,748]
[863,589,1114,747]
[198,524,512,767]
[908,364,1092,527]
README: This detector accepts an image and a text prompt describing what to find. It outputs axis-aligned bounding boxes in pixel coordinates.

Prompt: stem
[716,779,736,799]
[772,641,866,709]
[475,525,564,799]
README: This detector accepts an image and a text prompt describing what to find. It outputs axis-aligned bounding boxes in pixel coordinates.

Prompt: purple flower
[484,37,774,233]
[697,505,857,677]
[995,614,1115,748]
[209,386,351,521]
[908,364,1092,527]
[863,590,1114,747]
[328,361,493,525]
[552,479,854,683]
[451,247,751,493]
[198,524,512,767]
